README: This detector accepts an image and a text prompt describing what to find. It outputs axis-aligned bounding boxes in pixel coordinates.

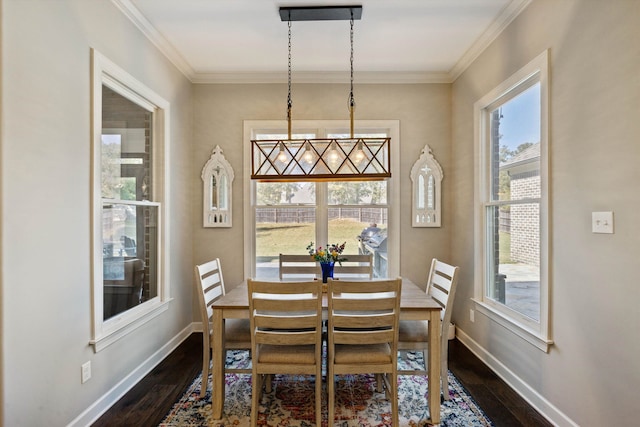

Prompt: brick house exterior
[500,143,540,266]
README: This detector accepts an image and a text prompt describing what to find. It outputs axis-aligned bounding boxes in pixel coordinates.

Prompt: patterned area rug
[160,351,492,427]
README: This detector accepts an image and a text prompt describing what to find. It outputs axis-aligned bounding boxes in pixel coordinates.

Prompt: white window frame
[90,49,171,352]
[243,120,400,280]
[473,50,552,352]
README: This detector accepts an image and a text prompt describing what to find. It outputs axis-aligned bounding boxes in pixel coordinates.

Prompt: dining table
[210,277,442,425]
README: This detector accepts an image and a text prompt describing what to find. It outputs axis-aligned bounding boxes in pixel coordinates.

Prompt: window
[243,121,399,280]
[473,50,552,351]
[90,50,170,351]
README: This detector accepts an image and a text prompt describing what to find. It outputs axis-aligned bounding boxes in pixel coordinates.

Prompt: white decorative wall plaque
[410,144,443,227]
[202,145,234,227]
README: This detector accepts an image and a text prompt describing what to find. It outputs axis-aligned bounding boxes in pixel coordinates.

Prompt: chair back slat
[433,259,457,279]
[255,330,318,345]
[333,329,396,345]
[204,284,224,305]
[431,272,453,292]
[330,279,396,294]
[254,313,319,330]
[252,297,318,312]
[333,254,373,279]
[331,296,397,312]
[332,312,396,329]
[279,254,319,280]
[429,285,449,309]
[201,271,222,289]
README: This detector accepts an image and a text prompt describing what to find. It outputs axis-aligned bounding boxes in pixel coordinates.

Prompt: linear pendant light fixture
[250,5,391,182]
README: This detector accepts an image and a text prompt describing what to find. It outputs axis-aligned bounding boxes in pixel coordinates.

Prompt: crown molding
[449,0,532,81]
[111,0,195,78]
[191,70,452,84]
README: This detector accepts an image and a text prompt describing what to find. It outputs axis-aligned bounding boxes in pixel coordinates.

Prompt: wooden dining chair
[397,258,459,400]
[247,279,324,427]
[332,253,373,279]
[326,277,402,426]
[278,254,319,280]
[194,258,252,398]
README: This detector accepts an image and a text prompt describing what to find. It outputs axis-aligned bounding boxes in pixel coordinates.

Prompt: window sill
[90,299,172,353]
[472,299,553,353]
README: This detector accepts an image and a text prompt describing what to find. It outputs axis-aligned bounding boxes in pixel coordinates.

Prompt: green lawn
[256,219,373,261]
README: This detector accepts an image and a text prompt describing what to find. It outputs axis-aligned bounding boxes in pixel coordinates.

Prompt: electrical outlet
[81,361,91,384]
[469,309,475,323]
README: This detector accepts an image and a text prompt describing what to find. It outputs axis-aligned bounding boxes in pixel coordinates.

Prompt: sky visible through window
[499,83,540,151]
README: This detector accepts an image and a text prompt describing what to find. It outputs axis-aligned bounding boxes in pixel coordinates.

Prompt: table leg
[428,311,441,424]
[212,310,225,419]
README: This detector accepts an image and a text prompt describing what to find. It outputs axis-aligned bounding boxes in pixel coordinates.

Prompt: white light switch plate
[592,211,614,234]
[81,361,91,383]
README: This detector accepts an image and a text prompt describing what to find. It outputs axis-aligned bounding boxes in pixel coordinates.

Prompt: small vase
[320,262,335,283]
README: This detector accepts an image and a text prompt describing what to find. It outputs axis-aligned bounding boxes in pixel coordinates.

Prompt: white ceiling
[115,0,530,83]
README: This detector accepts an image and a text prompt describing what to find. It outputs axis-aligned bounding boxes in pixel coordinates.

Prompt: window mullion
[316,182,329,245]
[486,198,540,207]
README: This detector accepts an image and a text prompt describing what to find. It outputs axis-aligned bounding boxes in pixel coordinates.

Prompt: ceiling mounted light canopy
[278,5,362,21]
[251,5,391,182]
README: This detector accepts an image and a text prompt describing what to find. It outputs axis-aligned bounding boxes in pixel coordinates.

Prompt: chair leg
[315,372,322,427]
[390,372,399,427]
[328,372,335,426]
[265,374,273,393]
[200,344,210,398]
[441,341,449,400]
[442,358,449,400]
[251,373,264,427]
[376,373,384,392]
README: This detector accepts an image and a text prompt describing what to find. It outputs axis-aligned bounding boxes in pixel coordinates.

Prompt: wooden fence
[256,207,387,225]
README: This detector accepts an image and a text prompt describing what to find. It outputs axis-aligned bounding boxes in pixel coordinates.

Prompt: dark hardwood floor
[447,339,552,427]
[93,333,552,426]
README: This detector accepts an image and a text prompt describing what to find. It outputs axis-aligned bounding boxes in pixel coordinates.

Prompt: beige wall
[451,0,639,425]
[192,83,452,289]
[1,1,193,425]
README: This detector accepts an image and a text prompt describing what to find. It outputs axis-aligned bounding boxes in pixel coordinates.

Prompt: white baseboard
[192,321,204,333]
[67,323,196,427]
[455,327,578,427]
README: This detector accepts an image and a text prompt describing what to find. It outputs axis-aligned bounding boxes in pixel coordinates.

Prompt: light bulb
[354,142,365,162]
[277,144,288,162]
[303,146,314,164]
[329,144,340,163]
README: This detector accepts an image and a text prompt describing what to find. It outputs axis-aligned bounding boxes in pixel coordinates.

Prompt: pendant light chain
[287,18,293,139]
[349,11,356,138]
